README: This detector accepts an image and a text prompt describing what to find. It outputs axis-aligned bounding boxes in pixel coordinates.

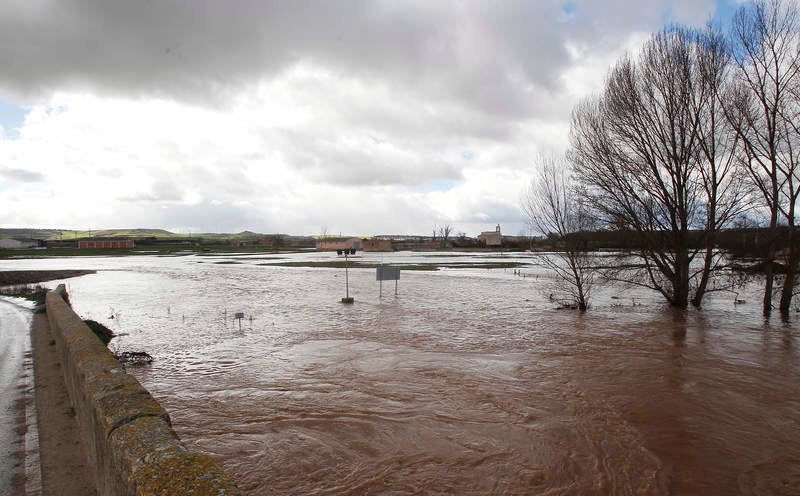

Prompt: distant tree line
[524,0,800,317]
[522,226,800,258]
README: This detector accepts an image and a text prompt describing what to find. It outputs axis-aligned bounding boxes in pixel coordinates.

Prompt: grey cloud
[564,0,717,50]
[120,178,183,202]
[0,1,675,117]
[274,128,463,187]
[96,167,123,178]
[449,195,527,226]
[0,0,443,101]
[467,202,526,225]
[0,166,44,182]
[117,160,259,203]
[0,0,721,235]
[107,199,271,233]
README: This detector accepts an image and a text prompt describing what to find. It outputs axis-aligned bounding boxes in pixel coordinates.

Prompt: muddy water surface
[3,252,799,495]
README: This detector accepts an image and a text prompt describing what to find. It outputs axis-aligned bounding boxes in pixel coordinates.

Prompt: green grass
[0,247,136,258]
[262,261,526,270]
[0,284,48,305]
[262,261,437,270]
[0,243,299,259]
[61,229,268,241]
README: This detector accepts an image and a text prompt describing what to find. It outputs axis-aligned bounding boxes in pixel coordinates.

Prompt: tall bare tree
[570,27,746,307]
[522,154,595,310]
[433,224,453,248]
[727,0,800,316]
[438,224,453,243]
[693,27,751,306]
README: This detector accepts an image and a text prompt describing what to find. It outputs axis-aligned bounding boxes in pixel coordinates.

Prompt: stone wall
[45,285,243,496]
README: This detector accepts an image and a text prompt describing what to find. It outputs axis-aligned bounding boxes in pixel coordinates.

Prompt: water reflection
[1,252,799,494]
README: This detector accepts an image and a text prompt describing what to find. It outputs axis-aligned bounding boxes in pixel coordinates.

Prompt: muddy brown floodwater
[3,252,799,495]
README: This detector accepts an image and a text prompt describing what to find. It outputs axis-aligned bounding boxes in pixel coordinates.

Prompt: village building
[38,239,77,248]
[315,237,395,252]
[315,237,362,251]
[360,238,392,251]
[78,239,135,249]
[478,225,503,247]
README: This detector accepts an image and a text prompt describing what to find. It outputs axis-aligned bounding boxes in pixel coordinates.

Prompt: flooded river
[2,251,799,495]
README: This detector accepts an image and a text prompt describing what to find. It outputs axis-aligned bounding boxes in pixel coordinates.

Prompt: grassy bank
[0,244,310,259]
[0,270,96,285]
[263,261,526,270]
[0,284,48,305]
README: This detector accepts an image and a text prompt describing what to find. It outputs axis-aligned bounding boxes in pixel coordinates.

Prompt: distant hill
[0,228,179,240]
[0,228,65,239]
[0,228,275,241]
[85,228,176,237]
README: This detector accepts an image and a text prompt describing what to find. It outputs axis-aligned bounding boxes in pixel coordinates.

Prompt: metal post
[341,251,354,303]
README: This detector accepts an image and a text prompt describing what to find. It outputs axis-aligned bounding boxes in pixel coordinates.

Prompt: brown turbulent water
[3,253,798,495]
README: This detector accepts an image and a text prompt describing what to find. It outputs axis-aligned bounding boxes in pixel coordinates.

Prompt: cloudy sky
[0,0,743,236]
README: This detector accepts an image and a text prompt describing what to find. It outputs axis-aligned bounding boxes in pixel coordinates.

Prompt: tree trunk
[779,258,795,315]
[779,223,797,316]
[577,276,588,311]
[763,260,775,315]
[671,247,690,308]
[763,208,779,316]
[691,245,714,308]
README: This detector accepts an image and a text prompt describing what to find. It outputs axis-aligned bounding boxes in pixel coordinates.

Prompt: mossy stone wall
[45,285,243,495]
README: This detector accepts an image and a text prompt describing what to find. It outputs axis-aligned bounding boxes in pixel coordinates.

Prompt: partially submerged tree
[570,26,747,307]
[522,154,595,310]
[693,26,752,305]
[727,0,800,316]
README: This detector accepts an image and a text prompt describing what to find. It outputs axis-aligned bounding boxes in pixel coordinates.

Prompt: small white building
[478,225,502,247]
[0,238,30,249]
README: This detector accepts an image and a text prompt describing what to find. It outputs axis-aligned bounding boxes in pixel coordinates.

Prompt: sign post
[234,312,245,330]
[376,266,401,297]
[341,250,354,304]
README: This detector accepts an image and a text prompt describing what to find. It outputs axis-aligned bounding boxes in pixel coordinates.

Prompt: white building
[0,239,31,249]
[478,225,502,247]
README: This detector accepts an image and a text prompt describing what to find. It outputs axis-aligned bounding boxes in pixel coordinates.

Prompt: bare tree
[435,224,453,248]
[522,154,595,310]
[727,0,800,316]
[692,26,752,306]
[570,27,746,307]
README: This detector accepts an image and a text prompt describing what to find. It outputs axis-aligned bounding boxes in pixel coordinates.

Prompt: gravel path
[31,312,96,495]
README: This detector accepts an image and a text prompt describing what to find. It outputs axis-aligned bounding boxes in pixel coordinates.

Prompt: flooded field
[2,251,799,495]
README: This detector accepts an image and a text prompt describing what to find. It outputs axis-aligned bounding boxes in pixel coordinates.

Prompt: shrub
[83,319,114,345]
